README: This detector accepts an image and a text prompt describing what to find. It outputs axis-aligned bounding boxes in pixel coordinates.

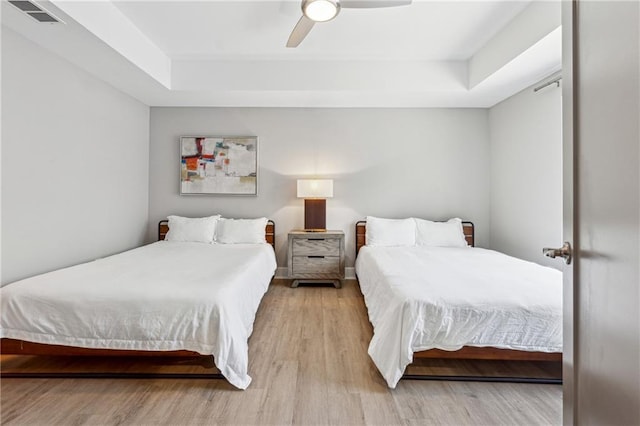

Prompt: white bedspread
[355,246,562,388]
[0,241,276,389]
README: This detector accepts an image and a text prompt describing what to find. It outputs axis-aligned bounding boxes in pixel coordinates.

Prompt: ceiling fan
[287,0,412,48]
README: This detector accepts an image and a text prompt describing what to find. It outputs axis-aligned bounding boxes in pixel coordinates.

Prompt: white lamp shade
[297,179,334,198]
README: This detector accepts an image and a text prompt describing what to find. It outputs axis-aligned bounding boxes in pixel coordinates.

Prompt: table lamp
[297,179,333,231]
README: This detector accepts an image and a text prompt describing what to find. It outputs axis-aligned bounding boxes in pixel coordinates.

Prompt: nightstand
[287,230,345,288]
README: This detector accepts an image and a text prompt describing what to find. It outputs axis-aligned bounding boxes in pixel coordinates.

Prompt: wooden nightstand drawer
[292,238,340,256]
[292,256,340,276]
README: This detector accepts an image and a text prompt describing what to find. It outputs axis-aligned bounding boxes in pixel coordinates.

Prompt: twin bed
[1,218,277,389]
[1,216,562,389]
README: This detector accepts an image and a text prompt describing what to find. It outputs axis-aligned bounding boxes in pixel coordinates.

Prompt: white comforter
[355,246,562,388]
[0,241,276,389]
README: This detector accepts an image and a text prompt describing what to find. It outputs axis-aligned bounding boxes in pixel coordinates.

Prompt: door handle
[543,242,572,265]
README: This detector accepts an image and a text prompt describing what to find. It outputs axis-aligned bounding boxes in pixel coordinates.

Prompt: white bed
[0,240,276,389]
[355,244,562,388]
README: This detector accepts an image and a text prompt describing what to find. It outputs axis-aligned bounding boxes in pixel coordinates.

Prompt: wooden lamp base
[304,199,326,231]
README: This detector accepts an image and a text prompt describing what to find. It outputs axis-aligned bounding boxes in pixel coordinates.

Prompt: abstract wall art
[180,136,258,195]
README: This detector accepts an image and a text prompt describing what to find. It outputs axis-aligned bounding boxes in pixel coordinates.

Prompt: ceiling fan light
[304,0,339,22]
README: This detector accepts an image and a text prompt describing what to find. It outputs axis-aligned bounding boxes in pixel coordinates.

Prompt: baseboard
[345,267,356,279]
[275,267,288,278]
[275,267,356,280]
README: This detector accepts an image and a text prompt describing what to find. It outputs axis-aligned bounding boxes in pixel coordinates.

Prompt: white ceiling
[112,1,526,60]
[1,0,562,107]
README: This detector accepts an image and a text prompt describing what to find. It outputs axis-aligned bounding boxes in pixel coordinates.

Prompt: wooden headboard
[355,220,475,256]
[158,219,276,249]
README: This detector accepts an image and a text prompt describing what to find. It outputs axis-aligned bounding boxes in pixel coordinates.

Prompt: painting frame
[179,136,258,196]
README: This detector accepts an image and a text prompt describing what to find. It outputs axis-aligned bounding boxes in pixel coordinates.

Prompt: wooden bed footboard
[0,338,202,357]
[414,347,562,362]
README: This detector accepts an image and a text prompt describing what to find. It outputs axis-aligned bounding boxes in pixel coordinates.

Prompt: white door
[562,1,640,424]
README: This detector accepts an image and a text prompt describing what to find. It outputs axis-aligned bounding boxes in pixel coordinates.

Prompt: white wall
[149,108,490,269]
[1,27,150,285]
[489,80,562,268]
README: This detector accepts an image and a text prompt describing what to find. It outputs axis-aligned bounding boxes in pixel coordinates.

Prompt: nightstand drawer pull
[308,238,325,241]
[308,255,325,258]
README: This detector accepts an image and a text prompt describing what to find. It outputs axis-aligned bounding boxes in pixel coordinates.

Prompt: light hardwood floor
[0,279,561,425]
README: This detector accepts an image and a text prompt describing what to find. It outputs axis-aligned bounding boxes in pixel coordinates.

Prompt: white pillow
[415,217,468,247]
[165,215,220,243]
[365,216,416,247]
[216,217,268,244]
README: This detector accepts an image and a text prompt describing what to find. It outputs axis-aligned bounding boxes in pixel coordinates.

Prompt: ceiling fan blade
[341,0,411,8]
[287,15,316,48]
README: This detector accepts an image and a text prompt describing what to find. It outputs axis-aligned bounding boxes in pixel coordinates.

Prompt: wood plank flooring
[0,279,561,425]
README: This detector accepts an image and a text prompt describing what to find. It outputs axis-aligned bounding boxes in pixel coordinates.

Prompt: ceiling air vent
[8,1,62,24]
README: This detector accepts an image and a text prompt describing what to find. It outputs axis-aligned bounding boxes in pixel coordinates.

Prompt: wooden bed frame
[354,220,562,363]
[1,219,276,360]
